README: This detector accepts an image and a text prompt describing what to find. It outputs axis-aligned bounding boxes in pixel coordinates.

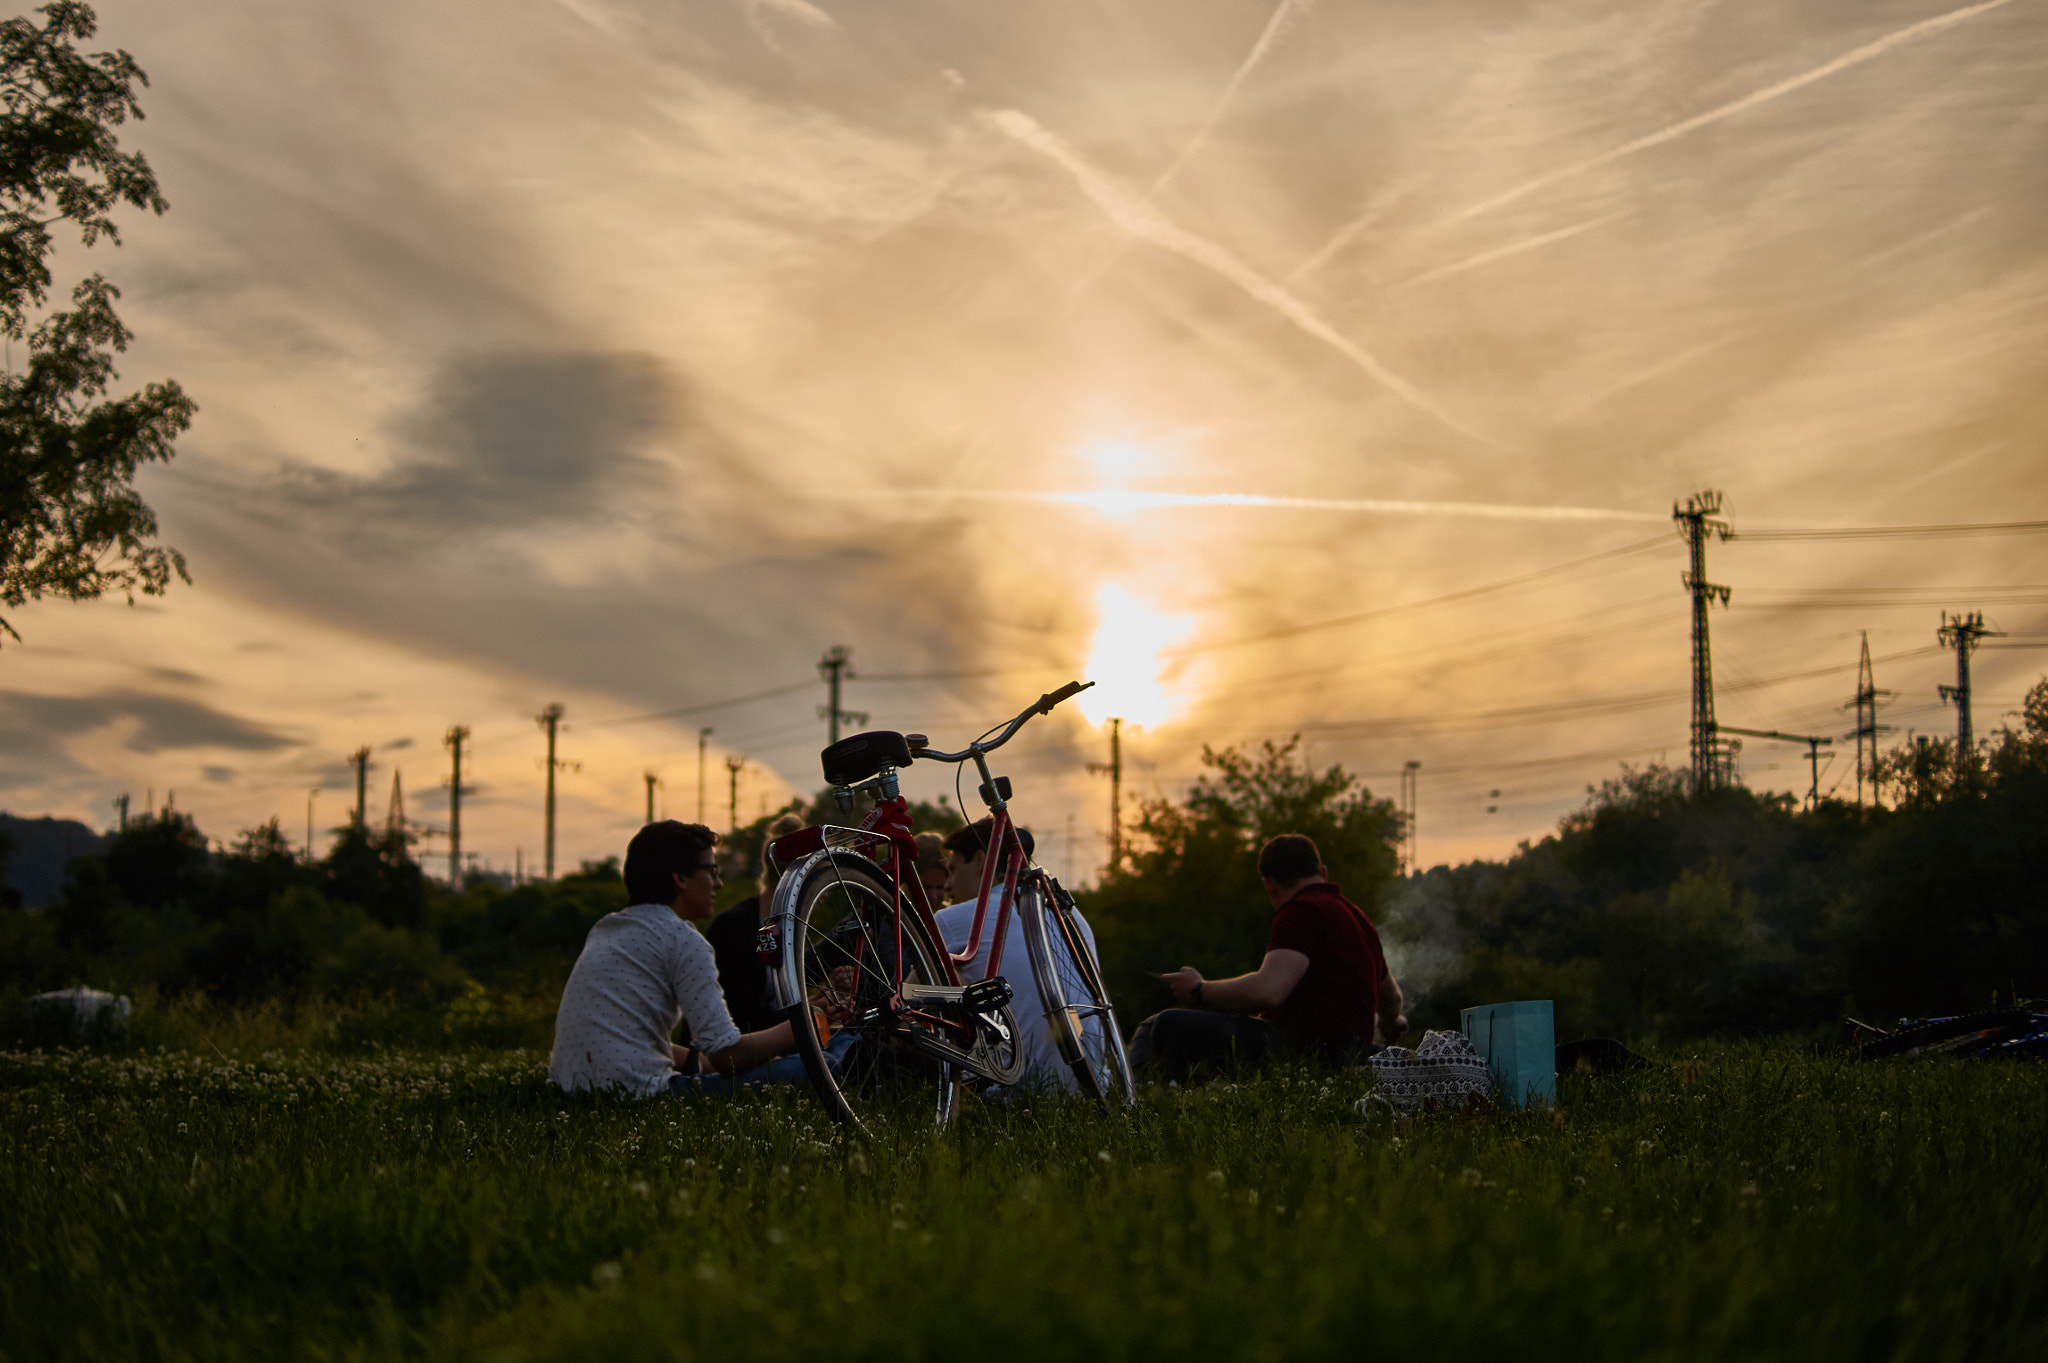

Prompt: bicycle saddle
[820,730,915,786]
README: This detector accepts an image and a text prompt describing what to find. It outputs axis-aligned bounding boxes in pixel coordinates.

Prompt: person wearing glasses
[549,820,810,1097]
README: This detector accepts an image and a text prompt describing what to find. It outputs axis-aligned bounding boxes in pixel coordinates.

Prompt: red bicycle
[758,682,1135,1129]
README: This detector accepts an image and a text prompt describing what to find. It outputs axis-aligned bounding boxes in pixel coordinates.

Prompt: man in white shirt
[931,819,1103,1094]
[549,821,811,1098]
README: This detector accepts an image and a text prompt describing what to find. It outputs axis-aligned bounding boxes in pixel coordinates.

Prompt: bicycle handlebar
[913,680,1093,764]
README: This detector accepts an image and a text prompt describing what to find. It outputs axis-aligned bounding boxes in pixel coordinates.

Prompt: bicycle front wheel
[1017,874,1135,1110]
[782,853,962,1132]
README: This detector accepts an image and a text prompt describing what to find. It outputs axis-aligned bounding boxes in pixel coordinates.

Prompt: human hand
[1160,966,1203,1003]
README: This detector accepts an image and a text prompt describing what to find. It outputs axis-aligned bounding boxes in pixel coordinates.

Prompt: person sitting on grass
[931,818,1104,1093]
[1127,832,1406,1083]
[549,820,827,1098]
[703,812,808,1035]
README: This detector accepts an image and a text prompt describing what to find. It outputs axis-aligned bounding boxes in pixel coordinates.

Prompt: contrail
[1388,209,1631,292]
[1150,0,1317,195]
[1440,0,2025,228]
[1299,0,2024,270]
[1286,175,1418,282]
[855,487,1668,524]
[1555,335,1732,419]
[983,108,1501,448]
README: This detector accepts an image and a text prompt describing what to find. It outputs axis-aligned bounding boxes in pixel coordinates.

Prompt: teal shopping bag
[1459,1000,1556,1109]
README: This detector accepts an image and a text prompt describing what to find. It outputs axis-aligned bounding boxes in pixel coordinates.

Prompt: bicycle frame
[764,799,1027,1000]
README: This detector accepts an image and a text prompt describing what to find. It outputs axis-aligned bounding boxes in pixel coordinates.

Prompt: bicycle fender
[762,848,897,1014]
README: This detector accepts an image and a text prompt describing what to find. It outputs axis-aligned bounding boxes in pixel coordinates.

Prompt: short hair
[757,813,808,894]
[943,817,1034,861]
[914,831,947,870]
[1257,833,1321,886]
[624,821,718,905]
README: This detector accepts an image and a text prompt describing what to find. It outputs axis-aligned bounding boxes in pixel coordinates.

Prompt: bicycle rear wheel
[782,854,962,1131]
[1017,873,1135,1110]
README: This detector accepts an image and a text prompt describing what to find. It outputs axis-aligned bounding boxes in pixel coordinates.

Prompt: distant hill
[0,814,109,910]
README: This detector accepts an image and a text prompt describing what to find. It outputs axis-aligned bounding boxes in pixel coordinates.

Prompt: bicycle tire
[780,853,987,1131]
[1017,874,1136,1109]
[1853,1007,2035,1061]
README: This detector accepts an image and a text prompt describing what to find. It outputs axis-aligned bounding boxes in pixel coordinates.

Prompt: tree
[0,2,192,641]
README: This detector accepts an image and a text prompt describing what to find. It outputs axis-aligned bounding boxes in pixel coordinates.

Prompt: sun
[1078,582,1193,728]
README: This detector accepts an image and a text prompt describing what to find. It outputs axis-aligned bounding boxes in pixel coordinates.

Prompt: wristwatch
[1191,980,1205,1009]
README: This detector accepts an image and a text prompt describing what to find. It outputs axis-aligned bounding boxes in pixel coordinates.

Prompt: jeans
[1126,1009,1284,1083]
[668,1028,856,1098]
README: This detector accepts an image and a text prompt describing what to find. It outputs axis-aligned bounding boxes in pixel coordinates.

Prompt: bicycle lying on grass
[757,681,1134,1130]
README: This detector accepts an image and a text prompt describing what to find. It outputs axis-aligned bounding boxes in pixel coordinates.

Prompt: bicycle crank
[891,978,1027,1087]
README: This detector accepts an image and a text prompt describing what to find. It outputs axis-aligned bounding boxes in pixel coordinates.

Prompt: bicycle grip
[1037,680,1093,713]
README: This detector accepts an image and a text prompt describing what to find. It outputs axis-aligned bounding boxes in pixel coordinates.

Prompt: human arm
[1377,966,1408,1043]
[1161,950,1310,1015]
[702,1020,796,1078]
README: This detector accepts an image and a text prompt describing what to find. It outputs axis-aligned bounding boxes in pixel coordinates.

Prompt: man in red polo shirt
[1130,833,1406,1081]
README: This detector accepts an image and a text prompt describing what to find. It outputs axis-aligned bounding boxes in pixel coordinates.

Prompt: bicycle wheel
[1017,874,1136,1109]
[781,853,964,1130]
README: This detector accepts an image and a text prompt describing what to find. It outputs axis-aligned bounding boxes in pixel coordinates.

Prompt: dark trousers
[1127,1009,1283,1083]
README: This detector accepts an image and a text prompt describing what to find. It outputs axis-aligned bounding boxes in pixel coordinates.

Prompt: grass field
[3,1037,2043,1362]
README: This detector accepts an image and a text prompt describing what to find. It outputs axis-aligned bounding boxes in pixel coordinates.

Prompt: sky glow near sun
[1079,583,1194,729]
[1,0,2044,883]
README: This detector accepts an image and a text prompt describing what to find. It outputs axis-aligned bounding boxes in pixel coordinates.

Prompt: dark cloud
[147,667,208,685]
[274,351,677,543]
[0,690,300,756]
[203,766,237,783]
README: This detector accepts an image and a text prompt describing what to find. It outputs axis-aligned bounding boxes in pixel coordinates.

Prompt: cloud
[272,350,678,544]
[0,690,299,756]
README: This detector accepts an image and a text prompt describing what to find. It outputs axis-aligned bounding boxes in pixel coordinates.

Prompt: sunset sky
[3,0,2045,881]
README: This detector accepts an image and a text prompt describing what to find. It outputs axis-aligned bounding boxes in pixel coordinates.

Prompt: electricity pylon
[1936,611,2002,762]
[1085,718,1123,875]
[536,703,578,880]
[347,746,372,828]
[1844,634,1891,809]
[818,646,868,745]
[445,725,474,886]
[1673,491,1733,792]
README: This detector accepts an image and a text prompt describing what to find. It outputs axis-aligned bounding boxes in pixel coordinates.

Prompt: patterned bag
[1367,1029,1493,1113]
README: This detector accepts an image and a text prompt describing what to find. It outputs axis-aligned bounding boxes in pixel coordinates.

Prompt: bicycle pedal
[962,976,1013,1014]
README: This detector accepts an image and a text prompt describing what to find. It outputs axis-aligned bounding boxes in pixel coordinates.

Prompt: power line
[1735,519,2048,541]
[580,680,816,729]
[1162,534,1671,656]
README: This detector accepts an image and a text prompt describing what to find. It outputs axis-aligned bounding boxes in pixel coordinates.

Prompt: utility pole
[305,789,320,860]
[1400,760,1421,873]
[1936,611,2002,763]
[1086,717,1123,876]
[818,646,868,746]
[1844,633,1891,809]
[725,754,745,835]
[1673,491,1733,792]
[444,725,473,887]
[644,771,662,824]
[1718,726,1833,810]
[348,746,372,828]
[536,703,578,880]
[113,793,129,832]
[697,728,713,822]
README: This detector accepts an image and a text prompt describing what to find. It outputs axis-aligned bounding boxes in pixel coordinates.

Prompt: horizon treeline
[3,679,2045,1050]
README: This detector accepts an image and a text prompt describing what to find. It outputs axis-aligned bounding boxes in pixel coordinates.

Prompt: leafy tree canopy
[0,1,192,640]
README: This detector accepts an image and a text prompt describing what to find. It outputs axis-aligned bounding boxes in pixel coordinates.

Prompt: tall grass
[2,1040,2042,1361]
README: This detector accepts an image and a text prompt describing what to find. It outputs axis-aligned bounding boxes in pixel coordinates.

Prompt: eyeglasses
[694,862,722,882]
